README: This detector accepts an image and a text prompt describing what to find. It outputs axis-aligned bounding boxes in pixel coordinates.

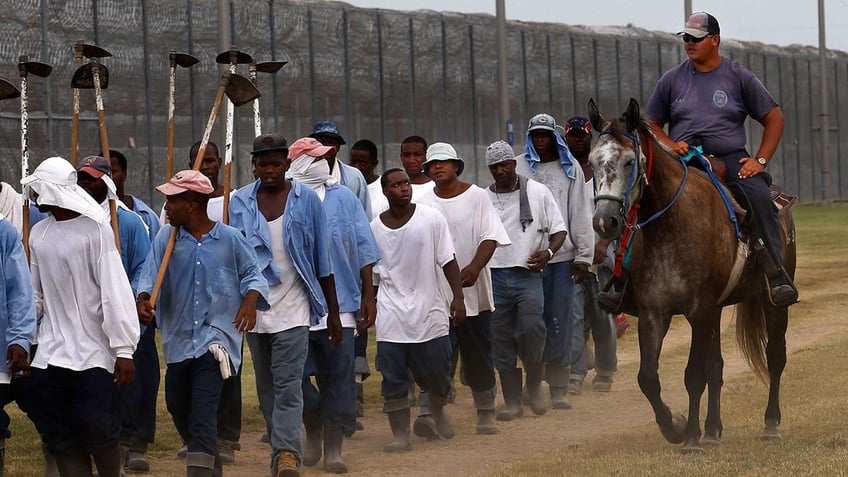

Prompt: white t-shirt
[367,178,388,221]
[487,178,566,269]
[29,215,139,372]
[253,215,311,334]
[371,180,434,219]
[371,204,456,343]
[417,185,511,316]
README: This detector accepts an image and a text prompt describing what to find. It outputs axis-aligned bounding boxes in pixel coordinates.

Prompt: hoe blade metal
[0,79,21,100]
[256,61,287,74]
[173,52,199,68]
[70,62,109,89]
[216,49,253,65]
[225,73,261,107]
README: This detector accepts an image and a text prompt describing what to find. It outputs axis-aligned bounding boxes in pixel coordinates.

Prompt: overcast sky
[342,0,848,53]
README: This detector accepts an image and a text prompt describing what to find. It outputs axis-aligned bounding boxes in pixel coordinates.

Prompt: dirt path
[143,285,844,477]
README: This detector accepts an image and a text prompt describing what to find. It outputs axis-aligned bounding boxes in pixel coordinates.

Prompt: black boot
[323,426,348,474]
[302,411,322,467]
[524,362,548,415]
[54,448,94,477]
[91,444,123,477]
[186,452,215,477]
[497,368,524,421]
[383,407,412,453]
[767,268,799,307]
[428,393,455,439]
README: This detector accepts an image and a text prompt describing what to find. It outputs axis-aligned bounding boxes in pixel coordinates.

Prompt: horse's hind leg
[702,310,724,446]
[762,303,788,441]
[637,312,686,444]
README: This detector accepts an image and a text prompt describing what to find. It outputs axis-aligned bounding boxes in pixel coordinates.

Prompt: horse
[586,98,795,454]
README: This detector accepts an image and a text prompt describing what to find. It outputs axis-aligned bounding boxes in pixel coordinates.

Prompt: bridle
[593,130,647,221]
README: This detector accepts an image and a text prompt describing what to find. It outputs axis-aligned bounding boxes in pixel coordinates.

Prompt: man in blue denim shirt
[287,136,381,474]
[229,133,342,477]
[0,215,36,476]
[136,170,269,477]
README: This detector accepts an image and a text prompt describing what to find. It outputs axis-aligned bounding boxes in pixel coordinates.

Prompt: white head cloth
[21,157,107,223]
[286,153,339,201]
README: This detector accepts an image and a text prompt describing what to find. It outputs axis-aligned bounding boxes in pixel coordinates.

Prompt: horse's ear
[588,98,606,132]
[624,98,641,132]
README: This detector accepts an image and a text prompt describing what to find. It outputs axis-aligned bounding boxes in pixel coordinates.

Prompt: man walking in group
[23,157,139,477]
[560,117,618,394]
[370,168,465,452]
[484,140,566,420]
[287,136,381,474]
[229,133,342,477]
[638,11,797,307]
[137,169,269,477]
[515,114,594,410]
[309,121,371,218]
[418,142,511,435]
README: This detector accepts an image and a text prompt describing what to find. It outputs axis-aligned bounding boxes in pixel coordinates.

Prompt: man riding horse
[598,11,798,309]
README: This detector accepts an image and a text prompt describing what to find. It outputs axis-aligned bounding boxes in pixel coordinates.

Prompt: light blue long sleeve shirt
[116,207,151,294]
[137,222,269,370]
[0,219,36,375]
[229,179,332,326]
[130,194,162,241]
[339,162,372,219]
[323,185,381,313]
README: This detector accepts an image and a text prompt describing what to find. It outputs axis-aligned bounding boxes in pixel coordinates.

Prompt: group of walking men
[0,10,796,477]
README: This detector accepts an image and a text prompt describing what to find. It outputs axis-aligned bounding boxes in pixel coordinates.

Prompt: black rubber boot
[524,362,548,415]
[497,368,524,421]
[302,411,323,467]
[323,426,348,474]
[383,408,412,453]
[186,452,215,477]
[428,393,455,439]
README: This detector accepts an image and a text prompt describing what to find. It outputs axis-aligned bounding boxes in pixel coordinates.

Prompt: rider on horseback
[599,11,798,308]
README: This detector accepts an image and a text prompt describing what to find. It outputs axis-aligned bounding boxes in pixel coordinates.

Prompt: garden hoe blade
[215,49,253,65]
[174,52,199,68]
[255,61,287,74]
[0,79,20,100]
[21,60,52,78]
[70,62,109,90]
[224,73,261,107]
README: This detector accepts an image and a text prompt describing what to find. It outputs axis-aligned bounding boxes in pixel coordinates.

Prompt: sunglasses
[681,34,713,44]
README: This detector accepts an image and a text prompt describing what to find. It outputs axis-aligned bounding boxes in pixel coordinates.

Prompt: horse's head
[587,98,648,241]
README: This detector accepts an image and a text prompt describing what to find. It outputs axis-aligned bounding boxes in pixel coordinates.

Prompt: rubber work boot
[91,444,123,477]
[216,441,235,465]
[524,363,549,415]
[383,408,412,453]
[42,442,60,477]
[593,375,613,392]
[274,450,300,477]
[0,439,4,477]
[476,409,498,435]
[323,426,348,474]
[596,290,623,314]
[125,450,150,472]
[55,448,93,477]
[428,393,455,439]
[412,392,439,440]
[355,382,365,418]
[767,269,799,307]
[550,386,572,410]
[497,368,524,421]
[186,452,215,477]
[302,411,323,466]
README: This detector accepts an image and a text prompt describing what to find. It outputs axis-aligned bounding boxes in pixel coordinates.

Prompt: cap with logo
[564,116,592,135]
[309,121,346,145]
[77,155,113,179]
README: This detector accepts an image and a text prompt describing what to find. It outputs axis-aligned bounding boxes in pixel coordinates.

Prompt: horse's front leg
[680,313,714,454]
[637,311,685,444]
[701,309,724,446]
[762,302,788,441]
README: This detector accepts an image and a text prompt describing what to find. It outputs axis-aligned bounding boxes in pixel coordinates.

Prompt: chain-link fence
[2,0,846,209]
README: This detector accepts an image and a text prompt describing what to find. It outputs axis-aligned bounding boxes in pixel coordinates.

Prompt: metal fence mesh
[1,0,846,209]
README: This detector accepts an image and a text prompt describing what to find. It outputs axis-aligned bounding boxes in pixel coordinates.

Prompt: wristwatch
[756,157,768,166]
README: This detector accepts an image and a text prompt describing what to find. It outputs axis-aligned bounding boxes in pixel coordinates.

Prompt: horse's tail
[735,293,769,382]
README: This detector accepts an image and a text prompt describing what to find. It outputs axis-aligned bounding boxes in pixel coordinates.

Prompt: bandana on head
[286,153,338,200]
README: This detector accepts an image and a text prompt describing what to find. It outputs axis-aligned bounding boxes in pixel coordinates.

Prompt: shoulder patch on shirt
[713,90,728,108]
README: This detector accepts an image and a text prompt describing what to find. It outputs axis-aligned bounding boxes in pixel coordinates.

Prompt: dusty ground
[141,280,844,477]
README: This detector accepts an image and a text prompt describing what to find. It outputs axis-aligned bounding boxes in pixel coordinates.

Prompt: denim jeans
[377,336,452,404]
[27,366,121,455]
[570,267,618,380]
[165,351,224,456]
[541,260,576,369]
[490,267,546,371]
[247,326,309,467]
[217,340,243,449]
[302,328,356,435]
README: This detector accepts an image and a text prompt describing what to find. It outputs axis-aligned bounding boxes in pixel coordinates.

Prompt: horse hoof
[700,436,722,447]
[660,412,688,444]
[760,426,782,442]
[679,445,705,455]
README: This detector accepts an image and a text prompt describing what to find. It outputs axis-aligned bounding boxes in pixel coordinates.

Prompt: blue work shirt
[229,179,332,326]
[338,162,372,219]
[323,185,381,313]
[129,194,162,241]
[116,207,151,294]
[0,218,36,375]
[137,222,270,370]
